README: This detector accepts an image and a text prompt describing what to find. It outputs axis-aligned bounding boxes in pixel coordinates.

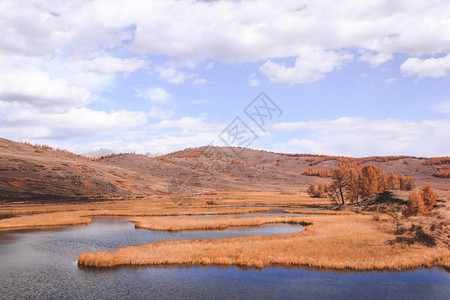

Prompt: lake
[0,214,448,299]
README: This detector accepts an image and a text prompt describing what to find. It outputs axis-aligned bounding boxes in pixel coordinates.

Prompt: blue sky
[0,0,449,156]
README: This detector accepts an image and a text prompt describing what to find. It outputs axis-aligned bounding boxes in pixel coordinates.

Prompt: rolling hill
[0,138,448,202]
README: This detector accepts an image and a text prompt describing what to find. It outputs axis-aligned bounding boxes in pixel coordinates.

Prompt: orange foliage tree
[421,185,436,213]
[404,190,426,217]
[307,164,416,205]
[387,173,398,190]
[307,183,327,198]
[433,167,450,178]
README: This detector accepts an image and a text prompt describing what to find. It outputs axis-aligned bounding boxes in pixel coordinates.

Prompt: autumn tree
[317,183,326,197]
[387,173,398,190]
[378,172,388,193]
[421,185,436,213]
[360,165,378,198]
[404,176,415,191]
[398,174,406,190]
[345,167,362,203]
[404,189,426,217]
[307,184,317,197]
[330,168,347,204]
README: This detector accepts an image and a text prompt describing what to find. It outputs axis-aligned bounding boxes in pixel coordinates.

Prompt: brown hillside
[0,138,448,202]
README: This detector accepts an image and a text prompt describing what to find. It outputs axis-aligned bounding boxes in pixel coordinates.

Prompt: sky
[0,0,449,157]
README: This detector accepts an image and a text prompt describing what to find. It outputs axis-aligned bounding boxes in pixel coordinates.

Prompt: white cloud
[82,56,147,74]
[137,87,172,102]
[248,74,260,87]
[272,117,450,156]
[0,64,91,111]
[250,78,260,87]
[155,63,195,84]
[0,103,148,140]
[434,101,450,114]
[151,116,221,132]
[359,52,393,67]
[260,47,353,83]
[401,54,450,78]
[2,0,450,63]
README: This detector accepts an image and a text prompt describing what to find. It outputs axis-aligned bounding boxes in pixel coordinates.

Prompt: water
[0,217,448,299]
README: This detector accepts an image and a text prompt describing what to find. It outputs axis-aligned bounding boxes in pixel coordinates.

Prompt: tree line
[307,164,415,203]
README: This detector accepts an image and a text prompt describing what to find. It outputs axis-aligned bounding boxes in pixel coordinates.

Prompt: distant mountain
[80,148,114,158]
[145,152,165,157]
[0,138,447,202]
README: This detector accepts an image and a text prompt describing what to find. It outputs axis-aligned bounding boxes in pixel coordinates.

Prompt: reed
[131,216,310,231]
[283,209,354,215]
[78,214,450,270]
[0,207,269,230]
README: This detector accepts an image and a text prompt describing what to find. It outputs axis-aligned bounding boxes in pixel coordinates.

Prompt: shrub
[307,184,317,197]
[421,185,436,213]
[404,190,426,217]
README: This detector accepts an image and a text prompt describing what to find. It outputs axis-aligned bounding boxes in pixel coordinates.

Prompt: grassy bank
[131,216,310,231]
[0,207,269,230]
[283,209,355,215]
[78,214,450,270]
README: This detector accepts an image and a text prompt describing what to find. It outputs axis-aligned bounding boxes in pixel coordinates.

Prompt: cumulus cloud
[0,103,148,140]
[260,48,353,83]
[3,1,449,62]
[401,54,450,78]
[155,63,196,84]
[272,117,450,156]
[0,65,91,111]
[137,87,172,102]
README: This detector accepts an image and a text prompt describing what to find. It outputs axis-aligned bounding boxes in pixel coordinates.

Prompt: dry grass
[283,209,355,215]
[0,212,92,230]
[131,216,309,231]
[0,207,269,230]
[78,214,450,270]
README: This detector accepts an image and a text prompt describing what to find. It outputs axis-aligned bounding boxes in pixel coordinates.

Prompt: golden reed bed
[0,208,269,230]
[78,214,450,271]
[282,209,355,215]
[131,216,310,231]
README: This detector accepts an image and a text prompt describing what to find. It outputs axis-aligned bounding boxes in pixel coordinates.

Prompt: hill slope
[0,138,448,202]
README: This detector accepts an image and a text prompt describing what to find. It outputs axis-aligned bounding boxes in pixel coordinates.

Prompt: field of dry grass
[0,206,269,230]
[0,191,325,230]
[78,213,450,271]
[283,209,355,215]
[131,216,310,231]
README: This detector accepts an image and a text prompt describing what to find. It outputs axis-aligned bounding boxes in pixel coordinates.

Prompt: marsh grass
[131,216,310,231]
[78,214,450,270]
[0,207,269,230]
